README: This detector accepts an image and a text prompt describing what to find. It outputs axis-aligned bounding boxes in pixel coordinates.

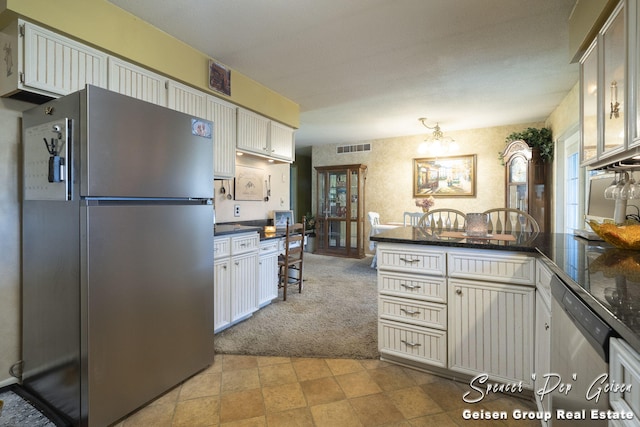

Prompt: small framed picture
[273,210,294,229]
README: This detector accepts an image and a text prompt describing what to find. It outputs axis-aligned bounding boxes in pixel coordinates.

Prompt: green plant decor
[304,213,316,236]
[500,127,554,164]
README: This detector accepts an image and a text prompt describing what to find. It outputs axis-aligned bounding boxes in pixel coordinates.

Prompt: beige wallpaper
[312,121,545,252]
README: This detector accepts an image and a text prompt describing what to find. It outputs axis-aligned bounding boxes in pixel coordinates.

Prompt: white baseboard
[0,376,19,389]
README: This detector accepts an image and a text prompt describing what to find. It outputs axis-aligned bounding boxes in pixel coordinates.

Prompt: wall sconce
[417,117,458,156]
[610,80,620,119]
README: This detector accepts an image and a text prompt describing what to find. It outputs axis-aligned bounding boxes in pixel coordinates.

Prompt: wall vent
[336,143,371,154]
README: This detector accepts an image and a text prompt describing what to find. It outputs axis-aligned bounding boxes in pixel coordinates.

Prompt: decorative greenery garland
[500,127,554,163]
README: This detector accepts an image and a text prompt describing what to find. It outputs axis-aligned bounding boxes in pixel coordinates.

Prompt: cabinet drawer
[379,295,446,329]
[259,239,280,255]
[379,319,446,368]
[231,233,259,255]
[378,271,446,303]
[448,249,535,286]
[610,338,640,423]
[377,244,446,276]
[214,236,231,258]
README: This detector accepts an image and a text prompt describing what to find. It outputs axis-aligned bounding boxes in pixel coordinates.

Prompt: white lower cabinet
[609,338,640,427]
[230,251,259,321]
[534,260,553,424]
[213,256,231,332]
[377,243,536,388]
[258,239,279,307]
[214,232,259,333]
[448,278,535,388]
[377,244,448,367]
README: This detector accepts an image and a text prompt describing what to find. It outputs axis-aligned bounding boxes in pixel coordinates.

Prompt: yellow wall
[0,0,299,128]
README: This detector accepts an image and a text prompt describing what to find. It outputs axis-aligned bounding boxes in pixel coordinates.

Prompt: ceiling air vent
[336,143,371,154]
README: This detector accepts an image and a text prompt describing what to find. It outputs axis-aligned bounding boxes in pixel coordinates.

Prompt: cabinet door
[231,252,258,322]
[258,251,279,307]
[448,278,534,387]
[237,108,270,155]
[601,1,626,158]
[214,258,231,333]
[206,95,236,179]
[269,121,295,161]
[581,39,599,165]
[23,21,107,96]
[534,292,551,416]
[167,80,206,117]
[107,57,167,106]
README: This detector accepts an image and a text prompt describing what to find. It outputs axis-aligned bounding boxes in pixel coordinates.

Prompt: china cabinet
[315,164,367,258]
[502,140,550,231]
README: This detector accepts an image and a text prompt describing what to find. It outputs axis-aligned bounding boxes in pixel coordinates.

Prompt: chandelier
[417,117,458,156]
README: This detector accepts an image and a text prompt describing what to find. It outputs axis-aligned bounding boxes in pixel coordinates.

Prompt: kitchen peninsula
[372,227,640,419]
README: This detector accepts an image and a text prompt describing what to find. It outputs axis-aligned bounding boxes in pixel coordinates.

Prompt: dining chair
[482,208,540,234]
[278,216,305,301]
[368,212,382,268]
[418,209,467,233]
[403,212,423,227]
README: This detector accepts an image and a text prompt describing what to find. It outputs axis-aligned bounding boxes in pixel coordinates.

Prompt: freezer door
[82,202,214,426]
[81,86,213,198]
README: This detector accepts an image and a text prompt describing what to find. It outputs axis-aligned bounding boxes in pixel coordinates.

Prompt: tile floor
[113,354,540,427]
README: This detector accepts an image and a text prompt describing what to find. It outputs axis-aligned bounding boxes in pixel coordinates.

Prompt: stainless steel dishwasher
[550,275,614,426]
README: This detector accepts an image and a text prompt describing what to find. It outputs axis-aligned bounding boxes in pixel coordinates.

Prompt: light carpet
[213,253,379,359]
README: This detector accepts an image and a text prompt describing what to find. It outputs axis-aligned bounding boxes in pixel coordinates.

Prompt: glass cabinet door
[602,1,626,157]
[506,155,528,212]
[581,39,598,164]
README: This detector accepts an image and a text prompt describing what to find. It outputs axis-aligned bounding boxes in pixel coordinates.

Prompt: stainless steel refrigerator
[22,85,215,426]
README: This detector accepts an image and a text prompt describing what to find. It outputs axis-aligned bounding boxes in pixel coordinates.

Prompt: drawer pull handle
[400,308,420,315]
[545,323,549,330]
[401,340,421,347]
[400,283,422,290]
[456,289,462,295]
[399,257,420,264]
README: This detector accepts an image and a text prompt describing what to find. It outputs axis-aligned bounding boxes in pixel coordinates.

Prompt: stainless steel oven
[550,275,613,426]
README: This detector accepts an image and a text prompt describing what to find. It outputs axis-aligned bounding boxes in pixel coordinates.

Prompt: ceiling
[107,0,579,150]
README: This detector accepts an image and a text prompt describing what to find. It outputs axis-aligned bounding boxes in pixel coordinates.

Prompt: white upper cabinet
[580,0,638,166]
[601,2,626,158]
[237,107,295,162]
[237,107,270,155]
[167,80,206,118]
[107,57,167,106]
[206,95,236,179]
[270,121,296,161]
[0,20,107,98]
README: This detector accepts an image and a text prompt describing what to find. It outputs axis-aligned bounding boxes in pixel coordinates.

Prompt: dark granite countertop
[370,225,549,253]
[371,227,640,354]
[214,224,262,236]
[214,224,287,241]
